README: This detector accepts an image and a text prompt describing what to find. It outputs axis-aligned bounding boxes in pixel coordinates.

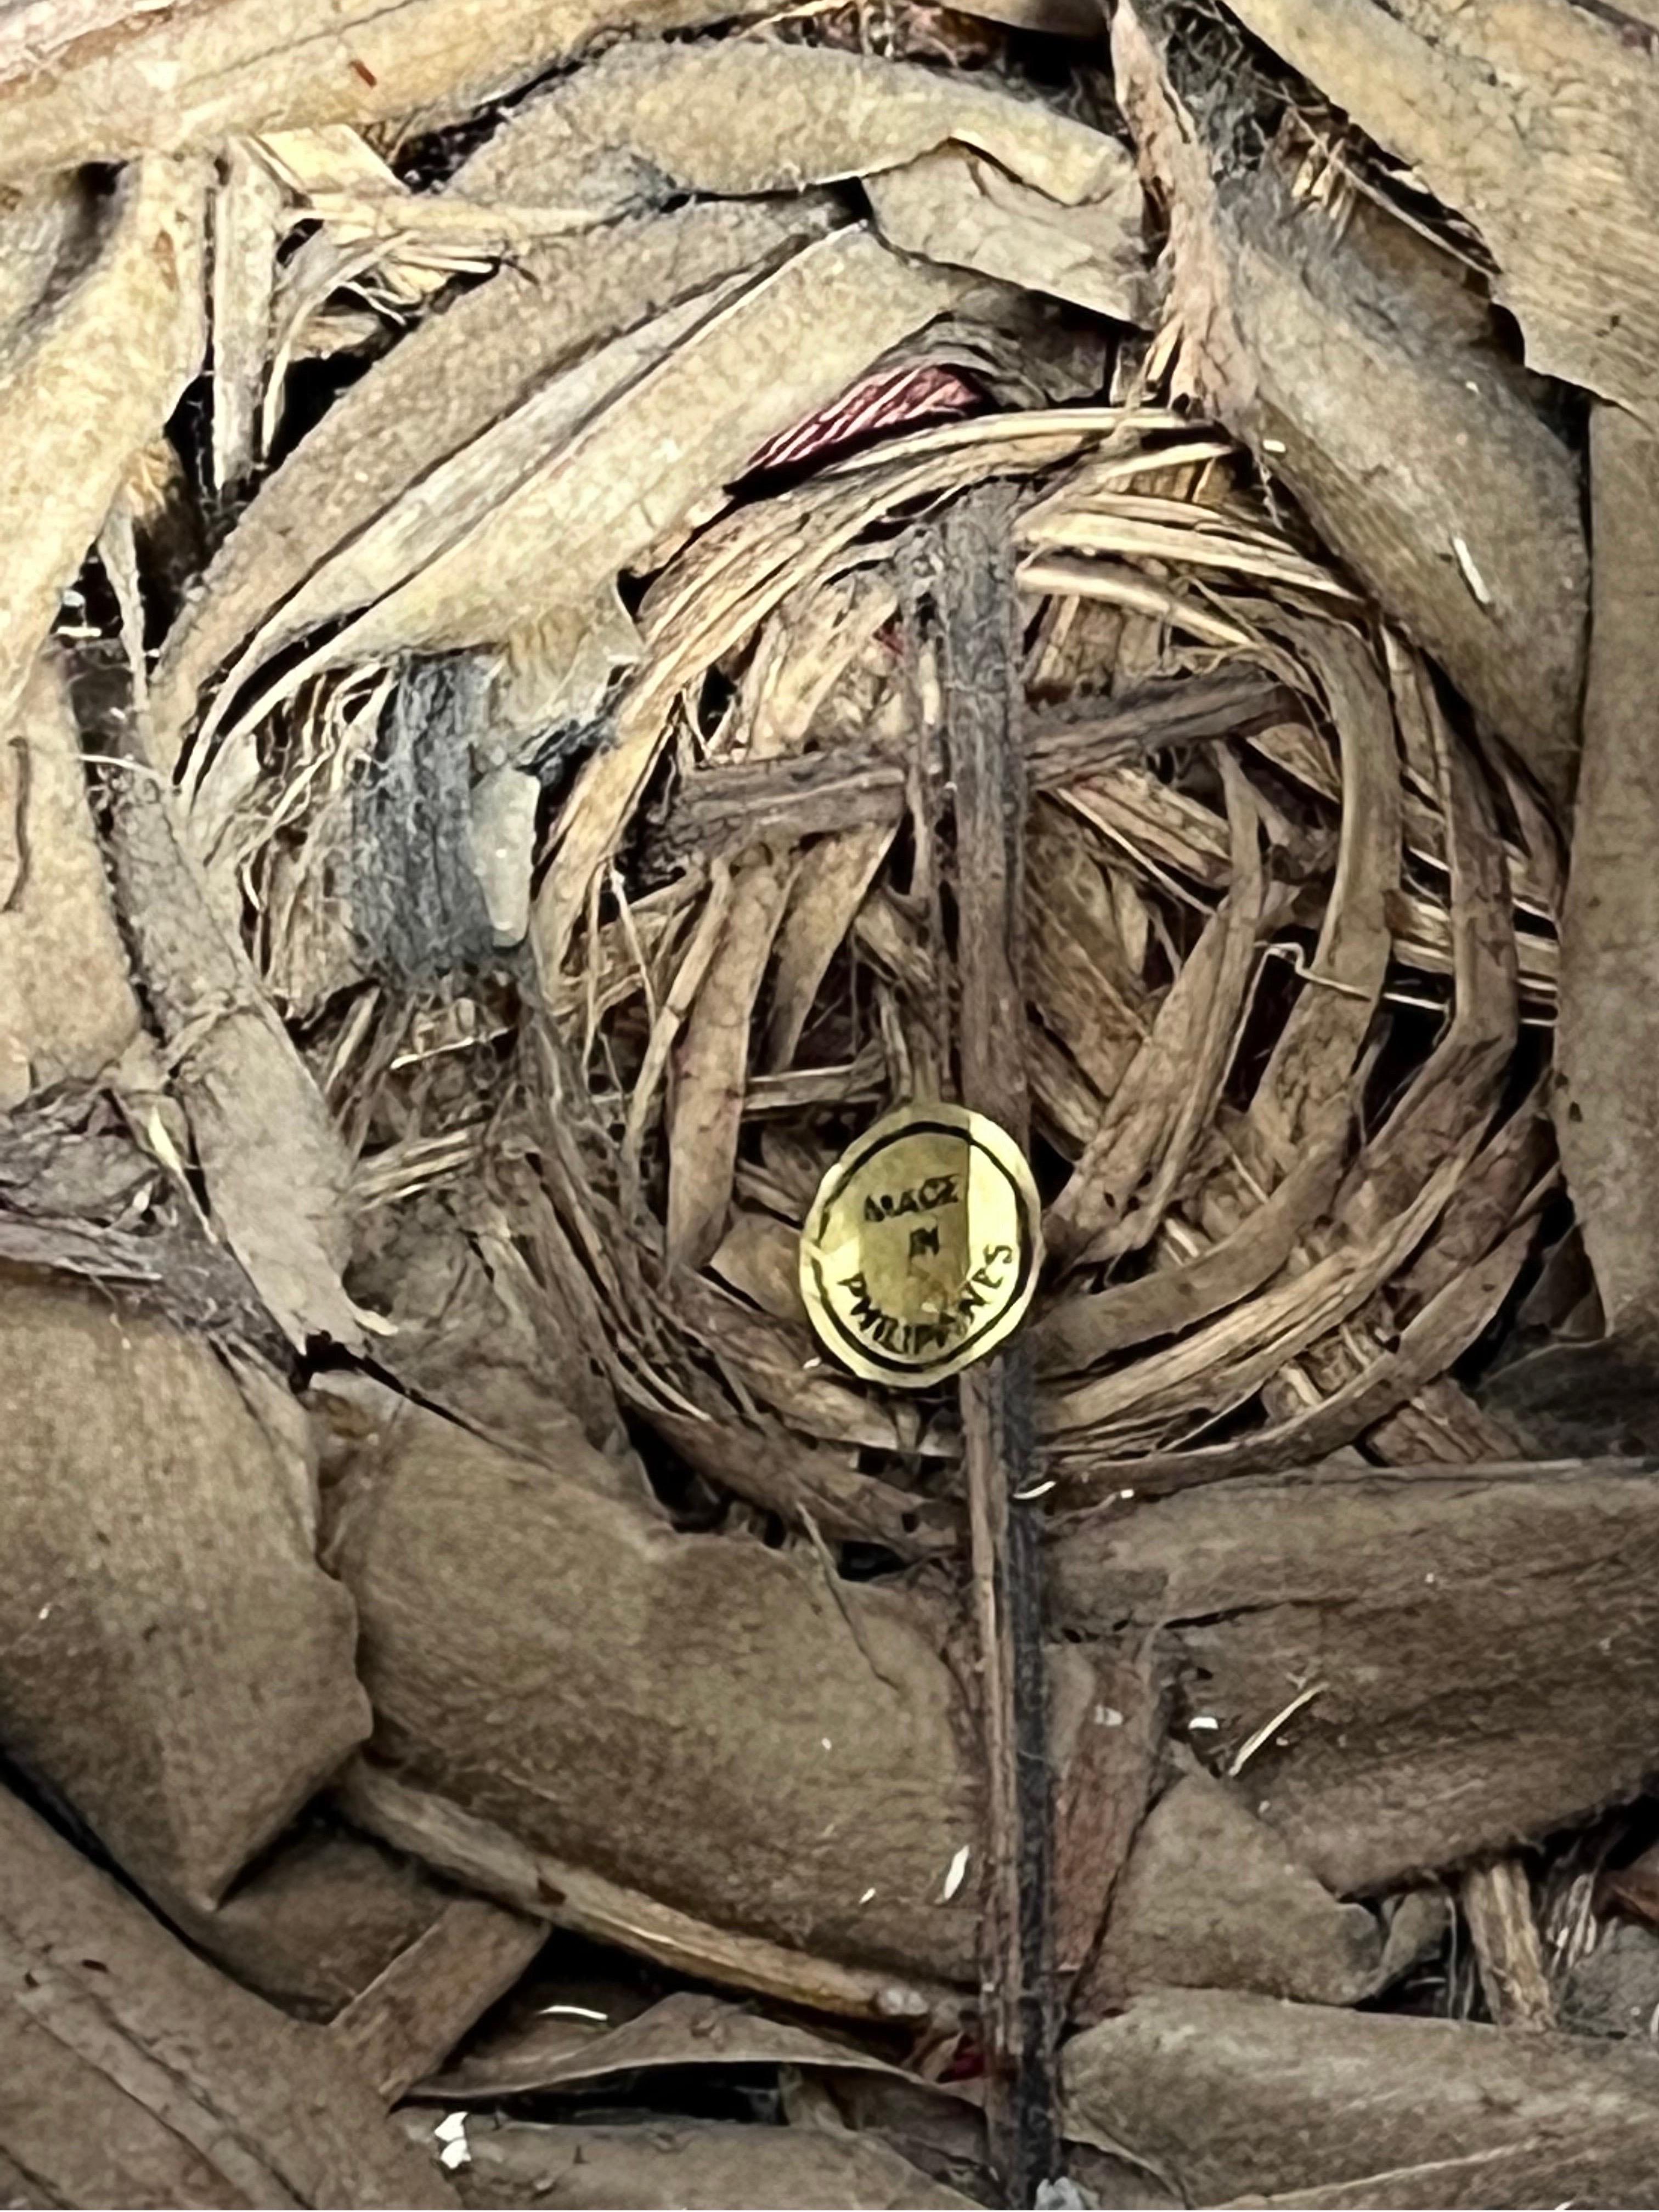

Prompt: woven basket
[528,398,1555,1551]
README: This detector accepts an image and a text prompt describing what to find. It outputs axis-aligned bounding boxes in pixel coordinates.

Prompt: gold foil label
[799,1104,1041,1388]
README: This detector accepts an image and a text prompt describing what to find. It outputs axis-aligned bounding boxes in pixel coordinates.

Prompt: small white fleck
[1119,1487,1136,1500]
[941,1844,971,1902]
[438,2140,471,2172]
[1094,1705,1124,1728]
[1425,1572,1436,1585]
[1189,1715,1220,1732]
[860,1886,878,1904]
[803,1357,822,1372]
[536,2003,609,2021]
[1465,378,1481,394]
[1452,534,1492,607]
[1014,1479,1056,1501]
[821,1737,833,1751]
[433,2113,468,2145]
[1262,437,1286,454]
[37,1605,50,1621]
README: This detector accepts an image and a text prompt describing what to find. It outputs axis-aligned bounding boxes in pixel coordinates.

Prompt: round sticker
[799,1103,1042,1388]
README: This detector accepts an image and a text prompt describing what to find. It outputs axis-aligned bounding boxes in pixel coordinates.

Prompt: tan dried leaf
[0,0,774,182]
[870,143,1145,321]
[397,2112,973,2211]
[708,1209,809,1325]
[325,1385,979,1987]
[1,1276,369,1911]
[107,774,369,1352]
[0,155,205,736]
[421,1987,917,2100]
[154,198,837,773]
[1111,0,1587,801]
[447,37,1128,214]
[210,141,285,493]
[1246,625,1401,1169]
[675,1275,906,1455]
[1049,758,1267,1266]
[1555,406,1659,1334]
[238,229,969,734]
[668,857,798,1270]
[765,824,896,1071]
[0,169,89,331]
[1215,0,1659,421]
[194,274,740,791]
[1335,646,1516,1244]
[0,652,142,1108]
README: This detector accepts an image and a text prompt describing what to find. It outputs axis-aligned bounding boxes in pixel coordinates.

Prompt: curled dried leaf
[448,37,1130,214]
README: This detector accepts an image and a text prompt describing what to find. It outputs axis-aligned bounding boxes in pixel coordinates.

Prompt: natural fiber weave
[529,400,1554,1538]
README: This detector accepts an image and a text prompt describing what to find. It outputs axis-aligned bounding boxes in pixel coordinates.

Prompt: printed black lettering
[863,1175,967,1225]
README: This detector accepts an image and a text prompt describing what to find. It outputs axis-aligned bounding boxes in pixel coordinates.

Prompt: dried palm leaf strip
[1553,404,1659,1336]
[106,764,373,1352]
[0,649,144,1108]
[443,36,1144,318]
[662,572,895,1269]
[871,142,1148,319]
[1244,623,1402,1175]
[210,143,285,495]
[648,1406,961,1561]
[1041,1135,1481,1444]
[1047,755,1267,1268]
[673,1275,907,1457]
[154,197,839,776]
[535,409,1143,976]
[1034,1118,1350,1375]
[648,665,1296,867]
[340,1764,953,2027]
[1026,841,1150,1102]
[1210,0,1659,422]
[0,156,205,737]
[1051,1215,1539,1496]
[0,0,776,181]
[1239,650,1526,1446]
[449,37,1130,214]
[764,824,898,1071]
[666,857,799,1271]
[1332,646,1517,1245]
[1111,0,1588,802]
[935,486,1060,2197]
